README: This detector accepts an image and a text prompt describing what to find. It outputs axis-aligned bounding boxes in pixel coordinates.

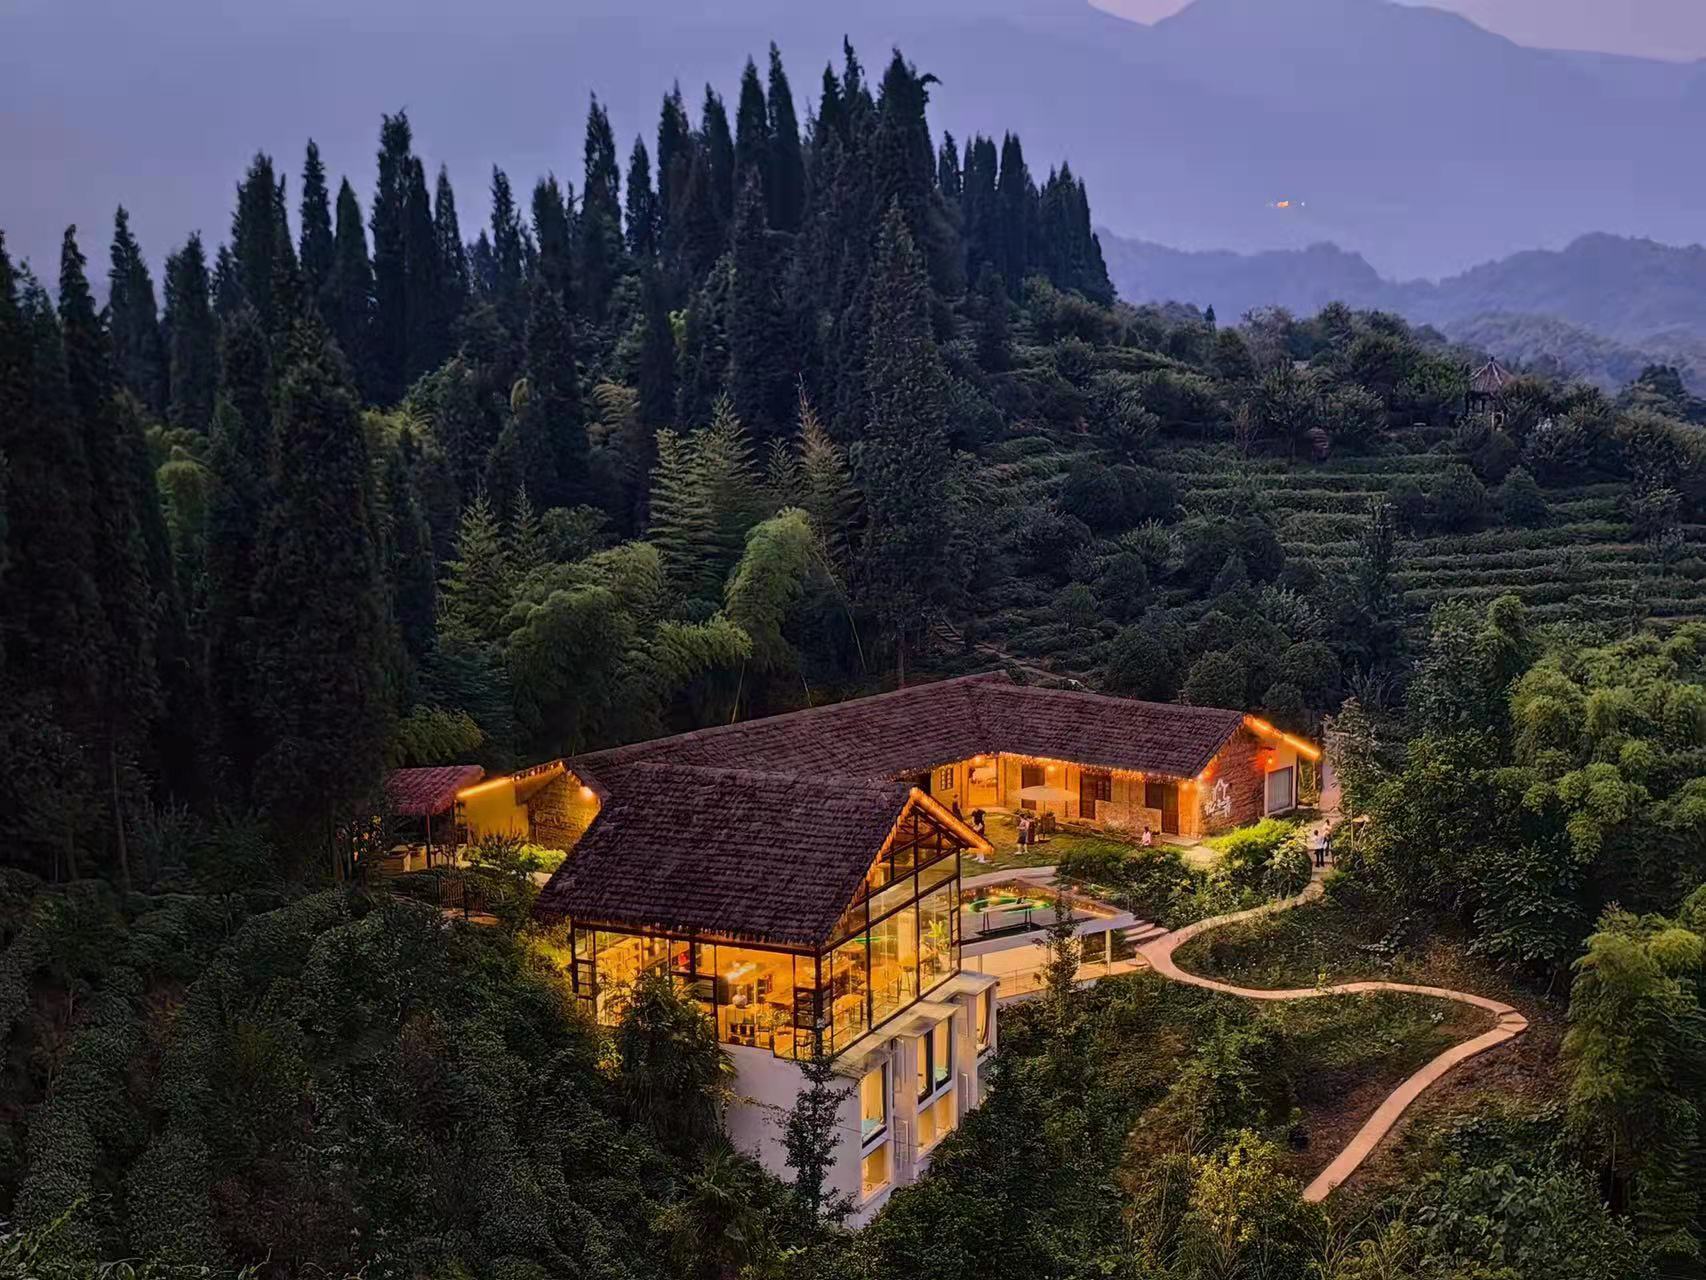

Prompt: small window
[936,766,955,793]
[860,1063,888,1143]
[916,1033,930,1101]
[1265,766,1297,815]
[932,1017,953,1090]
[975,988,994,1054]
[861,1143,890,1198]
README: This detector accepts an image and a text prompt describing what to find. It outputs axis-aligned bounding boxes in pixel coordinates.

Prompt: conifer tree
[438,491,513,646]
[675,257,733,427]
[252,315,391,871]
[766,44,806,233]
[581,97,625,324]
[212,244,244,318]
[521,278,585,508]
[625,138,660,261]
[734,58,771,210]
[386,435,437,661]
[676,148,725,286]
[299,140,335,295]
[433,166,469,347]
[401,156,445,385]
[701,86,736,234]
[489,167,528,326]
[729,177,793,442]
[370,112,413,403]
[996,133,1035,293]
[506,485,548,579]
[961,134,1000,278]
[854,207,952,683]
[324,179,376,398]
[163,234,217,431]
[647,429,717,601]
[937,132,963,201]
[656,85,694,273]
[795,391,859,568]
[107,207,166,416]
[635,267,676,430]
[63,227,163,887]
[204,307,272,795]
[231,153,291,329]
[531,175,574,317]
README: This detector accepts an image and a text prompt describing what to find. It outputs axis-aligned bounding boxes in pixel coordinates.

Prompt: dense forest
[5,32,1706,1280]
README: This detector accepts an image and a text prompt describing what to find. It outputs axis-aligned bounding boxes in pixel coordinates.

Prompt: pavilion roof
[386,764,485,817]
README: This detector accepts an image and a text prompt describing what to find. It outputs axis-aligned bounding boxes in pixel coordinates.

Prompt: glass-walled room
[566,807,964,1060]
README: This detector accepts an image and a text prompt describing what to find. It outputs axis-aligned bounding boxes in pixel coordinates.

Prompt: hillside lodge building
[456,672,1318,1217]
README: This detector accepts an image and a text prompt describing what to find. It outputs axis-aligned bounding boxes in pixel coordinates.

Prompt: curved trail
[1135,876,1529,1203]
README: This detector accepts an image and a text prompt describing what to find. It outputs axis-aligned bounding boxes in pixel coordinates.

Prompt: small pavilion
[384,764,485,868]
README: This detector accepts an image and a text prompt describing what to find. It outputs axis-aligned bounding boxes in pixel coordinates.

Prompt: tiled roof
[568,673,1243,788]
[539,674,1251,946]
[535,765,920,948]
[1470,357,1516,397]
[386,764,485,817]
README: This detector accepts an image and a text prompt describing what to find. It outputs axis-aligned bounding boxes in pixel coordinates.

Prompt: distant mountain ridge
[7,0,1706,283]
[1101,230,1706,390]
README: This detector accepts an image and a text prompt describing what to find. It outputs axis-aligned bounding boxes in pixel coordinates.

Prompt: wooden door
[1020,763,1044,811]
[1080,770,1111,821]
[1145,781,1180,835]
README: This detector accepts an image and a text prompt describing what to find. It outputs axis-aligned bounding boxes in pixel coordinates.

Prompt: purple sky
[1099,0,1706,60]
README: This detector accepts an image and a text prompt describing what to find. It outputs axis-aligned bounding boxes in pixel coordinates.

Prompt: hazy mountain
[5,0,1706,281]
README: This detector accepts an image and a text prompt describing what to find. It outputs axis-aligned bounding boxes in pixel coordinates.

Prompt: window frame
[1265,765,1298,816]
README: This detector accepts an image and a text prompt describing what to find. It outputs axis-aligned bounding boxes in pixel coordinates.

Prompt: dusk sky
[1100,0,1706,60]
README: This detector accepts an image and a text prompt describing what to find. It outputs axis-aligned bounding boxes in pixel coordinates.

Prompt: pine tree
[204,307,272,796]
[386,435,437,661]
[438,491,513,646]
[676,147,725,285]
[531,175,574,318]
[656,85,694,278]
[370,112,413,403]
[489,166,528,327]
[734,58,770,212]
[996,133,1035,294]
[701,86,736,234]
[299,140,335,294]
[231,153,291,328]
[937,131,962,201]
[506,485,548,578]
[163,234,217,430]
[252,315,392,873]
[63,226,163,888]
[973,263,1010,372]
[635,267,676,430]
[675,257,733,428]
[961,134,1000,280]
[521,279,585,508]
[107,208,166,416]
[795,391,859,568]
[870,51,958,300]
[729,176,793,443]
[766,44,806,234]
[647,428,717,601]
[433,166,469,350]
[581,97,625,324]
[401,156,445,385]
[211,244,244,318]
[854,207,952,683]
[324,179,376,398]
[625,137,660,261]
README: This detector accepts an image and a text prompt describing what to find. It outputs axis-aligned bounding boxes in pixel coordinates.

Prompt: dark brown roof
[386,765,485,817]
[971,683,1246,779]
[535,765,920,947]
[568,672,1243,788]
[1470,357,1515,397]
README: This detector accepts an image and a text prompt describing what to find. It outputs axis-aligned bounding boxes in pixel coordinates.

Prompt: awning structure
[1014,784,1075,806]
[386,765,485,817]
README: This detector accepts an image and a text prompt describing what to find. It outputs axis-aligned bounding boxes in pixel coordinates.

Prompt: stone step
[1124,923,1168,945]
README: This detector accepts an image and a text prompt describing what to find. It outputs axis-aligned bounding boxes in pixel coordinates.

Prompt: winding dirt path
[1135,875,1529,1203]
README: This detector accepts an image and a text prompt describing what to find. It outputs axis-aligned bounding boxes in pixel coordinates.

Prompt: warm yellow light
[457,776,515,799]
[580,785,595,800]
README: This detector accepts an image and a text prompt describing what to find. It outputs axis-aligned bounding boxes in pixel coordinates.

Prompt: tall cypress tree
[324,179,376,398]
[231,153,287,328]
[522,278,585,507]
[299,140,335,295]
[489,166,528,329]
[107,207,166,416]
[701,86,736,236]
[625,137,661,261]
[531,176,574,320]
[960,134,1000,281]
[581,97,624,324]
[163,234,217,431]
[62,227,163,887]
[370,112,413,403]
[729,176,792,443]
[996,132,1035,294]
[766,44,806,233]
[204,306,272,796]
[734,58,770,213]
[402,155,444,383]
[657,85,693,275]
[635,266,676,430]
[251,315,391,872]
[937,132,963,201]
[854,207,951,683]
[433,165,469,345]
[386,434,437,661]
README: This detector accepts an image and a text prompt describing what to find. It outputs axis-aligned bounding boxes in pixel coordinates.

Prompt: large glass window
[918,884,956,994]
[592,931,670,1023]
[860,1063,888,1142]
[976,988,994,1054]
[713,946,800,1055]
[825,934,870,1051]
[870,904,918,1026]
[861,1143,890,1198]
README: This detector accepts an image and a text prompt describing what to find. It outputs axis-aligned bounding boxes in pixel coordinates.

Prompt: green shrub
[1209,818,1301,888]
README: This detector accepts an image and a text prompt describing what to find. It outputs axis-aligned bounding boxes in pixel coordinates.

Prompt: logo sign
[1205,778,1233,821]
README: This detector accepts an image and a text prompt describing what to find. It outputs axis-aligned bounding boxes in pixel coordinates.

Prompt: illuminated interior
[566,802,965,1060]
